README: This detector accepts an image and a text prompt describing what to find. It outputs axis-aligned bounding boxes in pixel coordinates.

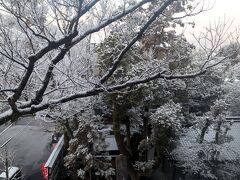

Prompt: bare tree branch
[0,89,16,93]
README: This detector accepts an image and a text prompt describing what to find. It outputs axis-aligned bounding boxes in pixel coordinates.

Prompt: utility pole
[5,148,9,180]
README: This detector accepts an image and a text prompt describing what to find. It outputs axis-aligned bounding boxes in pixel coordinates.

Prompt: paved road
[0,116,55,179]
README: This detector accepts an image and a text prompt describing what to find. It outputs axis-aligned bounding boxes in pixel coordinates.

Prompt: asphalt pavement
[0,116,55,180]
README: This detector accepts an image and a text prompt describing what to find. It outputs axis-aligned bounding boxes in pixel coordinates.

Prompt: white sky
[183,0,240,44]
[92,0,240,44]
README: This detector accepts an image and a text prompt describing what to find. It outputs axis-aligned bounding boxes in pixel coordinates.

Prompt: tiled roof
[177,122,240,161]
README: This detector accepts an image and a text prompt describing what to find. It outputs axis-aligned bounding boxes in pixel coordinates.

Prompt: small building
[95,135,119,158]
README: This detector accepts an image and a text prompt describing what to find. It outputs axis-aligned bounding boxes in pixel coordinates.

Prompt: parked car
[0,166,23,180]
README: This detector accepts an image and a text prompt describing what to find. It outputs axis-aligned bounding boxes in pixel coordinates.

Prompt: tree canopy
[0,0,234,124]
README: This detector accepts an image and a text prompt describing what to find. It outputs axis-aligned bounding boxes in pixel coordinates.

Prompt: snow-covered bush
[150,101,184,133]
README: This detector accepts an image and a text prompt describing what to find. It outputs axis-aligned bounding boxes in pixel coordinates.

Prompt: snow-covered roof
[177,122,240,161]
[205,122,240,160]
[94,135,119,158]
[105,135,118,151]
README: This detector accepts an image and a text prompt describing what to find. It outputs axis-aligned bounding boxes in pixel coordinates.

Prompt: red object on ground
[40,163,48,180]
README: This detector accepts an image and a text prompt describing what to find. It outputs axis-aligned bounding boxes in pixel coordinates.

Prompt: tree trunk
[64,120,74,139]
[112,101,128,155]
[69,171,79,180]
[112,99,138,180]
[199,119,211,144]
[125,120,131,149]
[142,107,149,161]
[215,120,222,144]
[127,163,139,180]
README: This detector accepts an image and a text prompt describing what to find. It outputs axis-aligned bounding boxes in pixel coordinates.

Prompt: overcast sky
[183,0,240,44]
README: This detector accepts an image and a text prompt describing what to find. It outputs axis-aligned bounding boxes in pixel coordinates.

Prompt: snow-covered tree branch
[0,0,237,127]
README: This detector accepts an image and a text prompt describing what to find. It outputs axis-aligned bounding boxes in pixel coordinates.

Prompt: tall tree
[63,6,240,180]
[0,0,229,125]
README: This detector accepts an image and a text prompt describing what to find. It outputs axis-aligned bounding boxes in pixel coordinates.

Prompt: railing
[226,116,240,122]
[45,135,64,180]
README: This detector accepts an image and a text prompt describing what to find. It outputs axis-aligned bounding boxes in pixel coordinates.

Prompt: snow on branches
[150,101,184,132]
